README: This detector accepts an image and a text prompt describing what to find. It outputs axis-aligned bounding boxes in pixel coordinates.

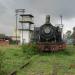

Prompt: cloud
[0,0,75,35]
[0,2,6,15]
[30,0,75,19]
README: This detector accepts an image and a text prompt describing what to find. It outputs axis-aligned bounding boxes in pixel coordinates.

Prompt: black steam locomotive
[34,15,66,51]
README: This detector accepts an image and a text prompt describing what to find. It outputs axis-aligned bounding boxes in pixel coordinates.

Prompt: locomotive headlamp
[44,27,50,34]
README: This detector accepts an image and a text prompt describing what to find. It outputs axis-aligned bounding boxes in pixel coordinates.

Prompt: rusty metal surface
[37,42,66,51]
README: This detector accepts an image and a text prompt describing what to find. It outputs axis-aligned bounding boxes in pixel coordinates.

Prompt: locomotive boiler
[34,15,66,51]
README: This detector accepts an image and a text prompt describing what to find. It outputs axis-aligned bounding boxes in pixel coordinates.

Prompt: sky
[0,0,75,36]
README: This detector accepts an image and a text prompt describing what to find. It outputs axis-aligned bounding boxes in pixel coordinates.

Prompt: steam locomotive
[34,15,66,51]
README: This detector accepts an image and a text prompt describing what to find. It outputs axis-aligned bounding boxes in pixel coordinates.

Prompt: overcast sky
[0,0,75,36]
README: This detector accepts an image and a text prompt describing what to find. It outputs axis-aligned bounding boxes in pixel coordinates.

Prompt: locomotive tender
[34,15,66,51]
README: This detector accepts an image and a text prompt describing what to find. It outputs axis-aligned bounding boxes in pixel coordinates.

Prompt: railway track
[8,55,38,75]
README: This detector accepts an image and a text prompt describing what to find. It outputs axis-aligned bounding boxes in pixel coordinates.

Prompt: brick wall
[0,39,9,45]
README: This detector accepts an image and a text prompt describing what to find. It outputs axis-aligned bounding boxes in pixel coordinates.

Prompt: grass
[17,45,75,75]
[0,45,75,75]
[0,45,31,75]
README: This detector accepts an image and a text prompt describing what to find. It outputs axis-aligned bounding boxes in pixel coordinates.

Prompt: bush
[9,40,17,44]
[21,43,38,56]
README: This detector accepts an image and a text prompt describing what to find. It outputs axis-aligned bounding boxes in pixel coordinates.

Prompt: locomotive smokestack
[45,15,50,24]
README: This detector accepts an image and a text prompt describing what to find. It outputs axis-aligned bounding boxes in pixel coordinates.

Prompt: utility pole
[15,9,25,45]
[15,10,18,45]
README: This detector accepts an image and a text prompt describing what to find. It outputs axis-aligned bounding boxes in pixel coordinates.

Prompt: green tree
[72,27,75,45]
[66,30,71,39]
[0,34,6,39]
[65,30,72,44]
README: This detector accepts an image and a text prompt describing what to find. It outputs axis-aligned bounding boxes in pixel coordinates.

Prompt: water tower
[19,14,34,44]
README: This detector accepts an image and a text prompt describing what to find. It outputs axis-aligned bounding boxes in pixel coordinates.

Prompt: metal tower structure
[15,9,25,44]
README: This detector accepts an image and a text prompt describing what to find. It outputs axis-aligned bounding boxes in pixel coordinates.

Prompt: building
[19,14,34,44]
[0,34,10,45]
[10,36,20,41]
[18,29,34,44]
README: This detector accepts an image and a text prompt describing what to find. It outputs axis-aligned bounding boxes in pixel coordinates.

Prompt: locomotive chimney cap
[45,15,50,24]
